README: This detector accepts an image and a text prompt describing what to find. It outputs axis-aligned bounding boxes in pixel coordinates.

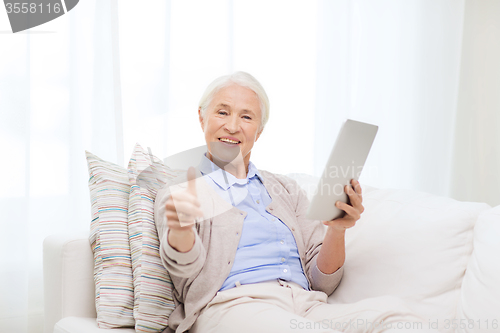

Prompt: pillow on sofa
[456,205,500,333]
[86,151,135,328]
[326,187,491,333]
[127,144,183,333]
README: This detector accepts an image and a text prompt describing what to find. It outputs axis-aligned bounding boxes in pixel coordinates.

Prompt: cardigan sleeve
[288,176,344,295]
[310,255,344,295]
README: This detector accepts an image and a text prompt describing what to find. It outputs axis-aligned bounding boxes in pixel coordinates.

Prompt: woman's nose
[224,115,240,133]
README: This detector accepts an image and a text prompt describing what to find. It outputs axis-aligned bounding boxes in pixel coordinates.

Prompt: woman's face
[199,84,262,168]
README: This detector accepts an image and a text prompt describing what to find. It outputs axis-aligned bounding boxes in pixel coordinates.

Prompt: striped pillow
[86,151,135,328]
[127,143,183,333]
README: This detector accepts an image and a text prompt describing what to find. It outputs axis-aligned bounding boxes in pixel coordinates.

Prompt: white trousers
[190,279,439,333]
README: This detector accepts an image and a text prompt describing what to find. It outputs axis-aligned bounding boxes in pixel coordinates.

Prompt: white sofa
[43,177,500,333]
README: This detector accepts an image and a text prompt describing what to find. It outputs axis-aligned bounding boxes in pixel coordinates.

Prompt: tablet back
[306,119,378,221]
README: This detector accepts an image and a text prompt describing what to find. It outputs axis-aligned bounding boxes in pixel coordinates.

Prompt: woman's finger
[345,185,361,206]
[336,201,360,221]
[166,210,199,222]
[166,194,203,213]
[167,200,203,219]
[351,179,362,195]
[166,210,180,221]
[167,219,194,230]
[170,190,201,207]
[345,185,364,213]
[165,195,201,210]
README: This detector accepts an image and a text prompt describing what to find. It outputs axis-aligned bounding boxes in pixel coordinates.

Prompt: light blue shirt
[198,153,310,291]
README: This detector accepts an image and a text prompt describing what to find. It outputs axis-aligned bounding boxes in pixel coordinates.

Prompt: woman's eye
[243,115,251,120]
[218,110,228,115]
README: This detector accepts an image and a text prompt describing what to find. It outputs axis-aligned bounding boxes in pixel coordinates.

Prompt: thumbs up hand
[165,167,203,252]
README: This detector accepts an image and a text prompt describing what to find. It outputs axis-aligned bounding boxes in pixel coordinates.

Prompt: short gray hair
[198,71,270,132]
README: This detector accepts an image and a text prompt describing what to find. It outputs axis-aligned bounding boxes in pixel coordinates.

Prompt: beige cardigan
[154,167,344,333]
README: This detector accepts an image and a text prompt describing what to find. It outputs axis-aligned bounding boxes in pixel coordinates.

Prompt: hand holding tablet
[306,119,378,222]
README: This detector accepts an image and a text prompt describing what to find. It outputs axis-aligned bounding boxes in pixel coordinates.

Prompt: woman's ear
[198,108,204,131]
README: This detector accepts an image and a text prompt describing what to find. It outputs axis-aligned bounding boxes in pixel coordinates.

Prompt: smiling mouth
[219,138,241,145]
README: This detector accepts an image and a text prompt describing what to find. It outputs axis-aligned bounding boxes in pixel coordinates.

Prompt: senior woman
[154,72,435,333]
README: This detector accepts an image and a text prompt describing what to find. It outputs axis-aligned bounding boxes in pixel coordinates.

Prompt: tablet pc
[306,119,378,221]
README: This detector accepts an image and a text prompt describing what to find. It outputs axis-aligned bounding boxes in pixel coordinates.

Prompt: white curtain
[1,0,498,332]
[0,1,122,331]
[315,0,499,207]
[451,0,500,206]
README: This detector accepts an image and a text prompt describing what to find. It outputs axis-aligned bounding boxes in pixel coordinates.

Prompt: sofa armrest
[43,232,96,333]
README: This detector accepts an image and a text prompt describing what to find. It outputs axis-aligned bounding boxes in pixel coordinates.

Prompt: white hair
[198,71,270,132]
